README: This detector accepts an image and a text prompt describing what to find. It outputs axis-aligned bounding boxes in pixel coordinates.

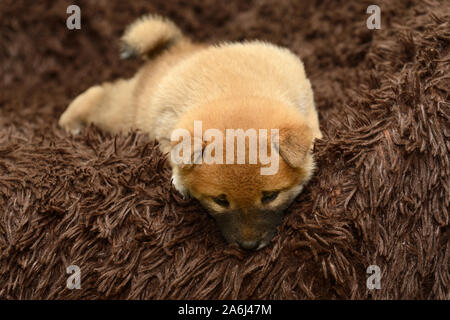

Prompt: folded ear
[170,131,205,170]
[274,123,313,168]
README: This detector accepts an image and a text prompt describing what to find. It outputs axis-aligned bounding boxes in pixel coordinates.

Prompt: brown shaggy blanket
[0,0,449,299]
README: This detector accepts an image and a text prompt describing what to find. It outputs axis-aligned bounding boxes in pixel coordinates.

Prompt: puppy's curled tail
[120,15,184,60]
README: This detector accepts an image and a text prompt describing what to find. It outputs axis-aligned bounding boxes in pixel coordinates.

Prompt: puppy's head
[170,98,315,250]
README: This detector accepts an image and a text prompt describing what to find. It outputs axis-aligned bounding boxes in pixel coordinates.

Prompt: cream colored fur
[59,15,323,250]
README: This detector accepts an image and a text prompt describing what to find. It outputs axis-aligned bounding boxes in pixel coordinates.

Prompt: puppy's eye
[261,191,279,204]
[212,195,229,208]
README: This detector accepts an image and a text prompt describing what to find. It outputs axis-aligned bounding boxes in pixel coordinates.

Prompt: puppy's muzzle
[237,239,260,250]
[213,210,282,251]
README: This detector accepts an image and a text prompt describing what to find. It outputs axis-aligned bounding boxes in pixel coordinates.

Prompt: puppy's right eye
[261,191,279,204]
[212,195,229,208]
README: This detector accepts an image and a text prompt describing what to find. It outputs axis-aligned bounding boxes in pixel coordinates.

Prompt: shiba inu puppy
[59,15,322,250]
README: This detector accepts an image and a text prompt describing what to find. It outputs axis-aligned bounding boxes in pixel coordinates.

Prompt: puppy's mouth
[236,237,271,251]
[205,207,284,251]
[227,229,278,251]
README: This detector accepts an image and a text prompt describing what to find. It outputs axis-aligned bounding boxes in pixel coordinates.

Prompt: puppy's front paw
[171,171,190,199]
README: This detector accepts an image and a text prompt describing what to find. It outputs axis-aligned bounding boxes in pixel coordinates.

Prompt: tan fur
[59,15,322,250]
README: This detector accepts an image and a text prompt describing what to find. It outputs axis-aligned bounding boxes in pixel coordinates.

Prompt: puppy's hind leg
[59,77,137,134]
[60,15,186,135]
[59,85,105,135]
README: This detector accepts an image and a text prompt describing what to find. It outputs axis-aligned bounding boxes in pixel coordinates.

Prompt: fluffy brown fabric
[0,0,449,299]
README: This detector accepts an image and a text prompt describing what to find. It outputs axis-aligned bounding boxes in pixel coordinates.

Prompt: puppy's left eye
[261,191,279,204]
[212,195,229,208]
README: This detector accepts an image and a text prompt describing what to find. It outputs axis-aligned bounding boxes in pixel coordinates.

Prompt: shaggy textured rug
[0,0,449,299]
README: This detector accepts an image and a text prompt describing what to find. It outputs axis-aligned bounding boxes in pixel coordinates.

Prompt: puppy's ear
[170,132,205,170]
[274,123,313,168]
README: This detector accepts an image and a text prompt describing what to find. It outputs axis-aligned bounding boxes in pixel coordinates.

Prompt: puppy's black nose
[237,240,259,250]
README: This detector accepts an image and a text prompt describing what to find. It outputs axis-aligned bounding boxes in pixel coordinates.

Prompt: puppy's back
[137,41,317,149]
